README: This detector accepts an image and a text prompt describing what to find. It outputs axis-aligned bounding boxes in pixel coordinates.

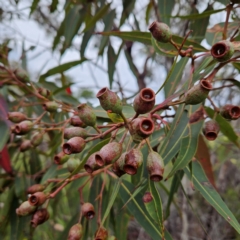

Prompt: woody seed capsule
[64,127,88,139]
[96,87,122,114]
[62,137,86,155]
[220,104,240,120]
[77,103,96,127]
[133,88,155,114]
[202,120,220,141]
[54,151,69,165]
[31,208,50,228]
[148,21,172,43]
[123,149,143,175]
[7,112,27,123]
[184,80,212,105]
[95,227,108,240]
[15,120,33,135]
[81,202,95,219]
[28,192,47,207]
[16,201,37,216]
[68,223,83,240]
[95,142,122,166]
[84,152,100,173]
[211,40,234,62]
[147,151,164,182]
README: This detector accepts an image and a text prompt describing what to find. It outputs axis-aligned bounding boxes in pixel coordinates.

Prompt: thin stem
[207,96,219,113]
[119,111,129,126]
[49,181,69,198]
[211,84,234,90]
[97,170,107,226]
[145,139,153,152]
[119,129,129,144]
[223,4,233,40]
[33,111,46,125]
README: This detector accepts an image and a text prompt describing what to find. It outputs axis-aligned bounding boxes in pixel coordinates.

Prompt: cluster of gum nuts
[10,20,240,239]
[12,86,165,239]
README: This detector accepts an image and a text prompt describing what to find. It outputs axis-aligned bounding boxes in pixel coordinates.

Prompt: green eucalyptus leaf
[40,59,87,80]
[185,161,240,234]
[158,0,175,25]
[82,3,111,33]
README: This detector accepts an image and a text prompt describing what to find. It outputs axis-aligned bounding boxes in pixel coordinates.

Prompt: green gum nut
[184,80,212,105]
[96,87,122,114]
[7,112,27,123]
[20,140,32,152]
[148,21,172,43]
[37,88,51,98]
[147,151,164,182]
[42,101,59,112]
[15,68,30,82]
[64,127,88,139]
[31,132,44,147]
[54,151,69,165]
[211,40,234,62]
[67,158,80,173]
[77,103,96,127]
[15,120,33,135]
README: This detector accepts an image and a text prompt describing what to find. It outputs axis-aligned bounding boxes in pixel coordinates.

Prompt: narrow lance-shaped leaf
[121,178,148,210]
[50,0,59,13]
[221,76,240,89]
[172,7,225,19]
[119,0,136,26]
[148,181,164,236]
[101,179,121,226]
[120,180,174,240]
[98,9,116,56]
[63,5,84,53]
[167,106,204,178]
[152,35,207,57]
[120,180,161,239]
[165,170,184,218]
[52,2,74,49]
[107,43,117,89]
[190,5,212,43]
[164,57,188,96]
[80,29,94,58]
[160,107,189,165]
[195,135,216,188]
[29,0,40,16]
[82,3,111,33]
[184,161,240,234]
[39,58,87,80]
[98,31,152,45]
[157,0,175,25]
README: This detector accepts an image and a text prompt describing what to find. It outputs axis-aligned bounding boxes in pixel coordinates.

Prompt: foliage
[0,0,240,239]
